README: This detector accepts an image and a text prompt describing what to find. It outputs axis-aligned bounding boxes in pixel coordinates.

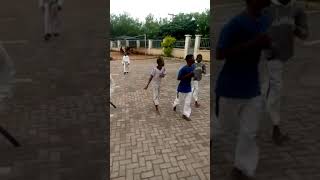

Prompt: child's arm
[177,70,193,80]
[144,75,153,89]
[160,68,166,78]
[294,5,309,40]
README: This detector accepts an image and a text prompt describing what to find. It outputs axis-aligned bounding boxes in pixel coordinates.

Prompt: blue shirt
[215,12,271,98]
[177,65,195,93]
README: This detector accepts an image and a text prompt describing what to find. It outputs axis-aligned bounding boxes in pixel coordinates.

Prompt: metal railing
[152,40,162,48]
[199,38,210,50]
[173,41,185,48]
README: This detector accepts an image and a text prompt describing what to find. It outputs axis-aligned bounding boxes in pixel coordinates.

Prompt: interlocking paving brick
[110,56,210,179]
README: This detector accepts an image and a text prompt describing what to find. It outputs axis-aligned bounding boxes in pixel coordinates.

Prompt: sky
[110,0,210,22]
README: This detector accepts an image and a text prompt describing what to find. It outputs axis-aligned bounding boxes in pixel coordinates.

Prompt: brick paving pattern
[212,1,320,179]
[110,55,210,180]
[0,1,107,180]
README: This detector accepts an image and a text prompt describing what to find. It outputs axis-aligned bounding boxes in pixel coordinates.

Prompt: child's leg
[44,4,51,35]
[266,60,284,126]
[234,96,263,177]
[52,4,61,35]
[153,85,160,106]
[182,92,192,117]
[193,80,199,102]
[123,63,126,73]
[173,92,180,108]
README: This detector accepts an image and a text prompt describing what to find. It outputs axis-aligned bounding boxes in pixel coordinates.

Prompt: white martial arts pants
[43,3,61,35]
[173,92,192,117]
[217,96,263,177]
[152,85,160,106]
[123,62,129,73]
[192,80,199,102]
[260,58,285,126]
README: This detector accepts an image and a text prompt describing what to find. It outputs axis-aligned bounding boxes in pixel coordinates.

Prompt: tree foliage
[110,10,209,39]
[161,36,176,57]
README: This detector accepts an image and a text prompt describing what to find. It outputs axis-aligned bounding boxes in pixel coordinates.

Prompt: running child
[144,57,166,113]
[173,54,195,121]
[192,54,206,108]
[215,0,271,178]
[262,0,309,145]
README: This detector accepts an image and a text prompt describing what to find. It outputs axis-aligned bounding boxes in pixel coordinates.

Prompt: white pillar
[110,41,113,49]
[136,40,140,48]
[117,40,121,48]
[194,35,202,58]
[184,35,192,59]
[125,40,129,47]
[148,39,153,55]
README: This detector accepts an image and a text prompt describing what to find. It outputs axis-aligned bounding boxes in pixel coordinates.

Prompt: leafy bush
[161,36,176,57]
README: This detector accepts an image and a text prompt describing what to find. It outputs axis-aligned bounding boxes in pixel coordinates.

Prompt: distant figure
[122,53,130,74]
[39,0,63,41]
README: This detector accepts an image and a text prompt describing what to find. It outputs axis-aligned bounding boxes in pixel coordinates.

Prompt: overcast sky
[110,0,210,22]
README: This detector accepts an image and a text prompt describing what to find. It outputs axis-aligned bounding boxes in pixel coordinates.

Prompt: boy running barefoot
[173,54,195,121]
[262,0,309,146]
[144,57,166,113]
[192,54,206,108]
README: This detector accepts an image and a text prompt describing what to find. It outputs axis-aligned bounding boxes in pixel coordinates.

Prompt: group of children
[142,54,206,119]
[214,0,308,179]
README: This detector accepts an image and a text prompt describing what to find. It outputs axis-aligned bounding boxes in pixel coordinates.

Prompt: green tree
[110,13,143,38]
[141,14,161,39]
[159,13,197,40]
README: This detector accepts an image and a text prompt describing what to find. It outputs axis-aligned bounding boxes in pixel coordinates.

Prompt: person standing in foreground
[215,0,271,179]
[39,0,63,41]
[144,57,166,113]
[173,54,195,121]
[122,53,130,75]
[262,0,309,145]
[192,54,206,108]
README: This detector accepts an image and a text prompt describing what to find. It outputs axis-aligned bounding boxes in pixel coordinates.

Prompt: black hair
[185,54,194,61]
[157,57,164,64]
[196,54,202,60]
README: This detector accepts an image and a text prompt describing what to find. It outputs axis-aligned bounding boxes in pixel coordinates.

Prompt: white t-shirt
[122,55,130,64]
[151,66,166,87]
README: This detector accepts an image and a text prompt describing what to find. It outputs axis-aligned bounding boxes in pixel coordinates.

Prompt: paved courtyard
[110,53,211,180]
[211,1,320,179]
[0,1,107,179]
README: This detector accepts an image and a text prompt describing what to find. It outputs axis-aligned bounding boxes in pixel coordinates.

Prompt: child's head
[245,0,270,14]
[157,57,164,67]
[185,54,195,66]
[196,54,203,62]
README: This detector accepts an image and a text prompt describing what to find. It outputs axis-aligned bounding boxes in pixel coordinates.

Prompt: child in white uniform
[122,53,130,74]
[144,57,166,113]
